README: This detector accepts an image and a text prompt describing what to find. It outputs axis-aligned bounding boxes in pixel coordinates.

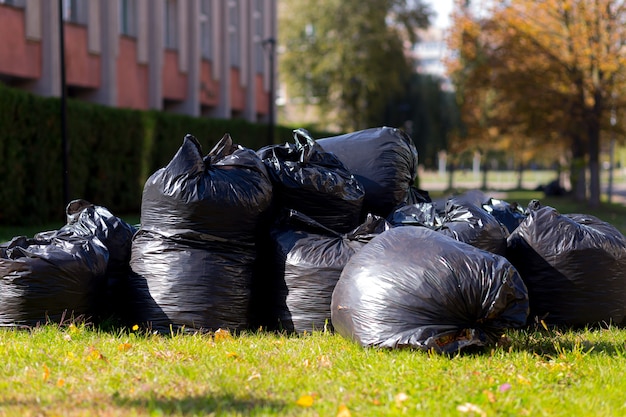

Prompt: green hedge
[0,85,336,227]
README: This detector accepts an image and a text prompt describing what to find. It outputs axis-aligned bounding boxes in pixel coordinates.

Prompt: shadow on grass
[505,324,626,358]
[112,393,287,415]
[0,394,288,415]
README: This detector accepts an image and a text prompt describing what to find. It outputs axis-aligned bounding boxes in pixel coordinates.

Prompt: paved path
[604,183,626,205]
[420,177,626,206]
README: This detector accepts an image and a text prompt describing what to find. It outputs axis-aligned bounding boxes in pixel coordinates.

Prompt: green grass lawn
[1,324,626,416]
[2,179,626,416]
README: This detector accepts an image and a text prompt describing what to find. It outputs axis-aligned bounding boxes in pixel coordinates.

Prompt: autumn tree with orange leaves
[447,0,626,206]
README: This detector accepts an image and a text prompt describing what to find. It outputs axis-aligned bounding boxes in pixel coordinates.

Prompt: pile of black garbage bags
[2,127,626,355]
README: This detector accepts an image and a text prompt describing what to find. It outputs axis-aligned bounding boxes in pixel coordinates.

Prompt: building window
[120,0,137,37]
[228,0,240,67]
[165,0,178,50]
[63,0,87,25]
[200,0,212,59]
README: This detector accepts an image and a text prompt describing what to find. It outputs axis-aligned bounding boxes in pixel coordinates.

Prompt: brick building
[0,0,277,122]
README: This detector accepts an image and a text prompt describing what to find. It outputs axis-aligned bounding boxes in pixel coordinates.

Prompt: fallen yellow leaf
[317,355,332,368]
[86,346,108,362]
[337,404,351,417]
[483,389,496,403]
[296,395,314,407]
[214,328,232,341]
[118,343,132,352]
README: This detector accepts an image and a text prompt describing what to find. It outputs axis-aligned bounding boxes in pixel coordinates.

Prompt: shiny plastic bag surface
[268,210,390,333]
[387,201,441,228]
[130,229,255,332]
[257,129,365,233]
[130,134,272,332]
[331,227,529,353]
[482,198,526,234]
[506,203,626,326]
[141,134,272,241]
[318,126,418,218]
[437,197,509,256]
[48,199,138,323]
[0,201,111,327]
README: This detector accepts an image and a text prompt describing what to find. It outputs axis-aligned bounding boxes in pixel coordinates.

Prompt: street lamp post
[59,0,70,210]
[262,38,276,146]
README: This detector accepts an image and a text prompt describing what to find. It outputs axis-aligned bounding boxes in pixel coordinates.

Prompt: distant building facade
[411,26,452,91]
[0,0,277,121]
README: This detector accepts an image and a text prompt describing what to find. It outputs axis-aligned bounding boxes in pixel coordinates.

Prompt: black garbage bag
[389,190,508,254]
[387,201,441,228]
[130,229,256,332]
[267,210,390,333]
[538,179,567,196]
[46,199,137,323]
[404,185,432,205]
[331,226,529,353]
[482,198,526,234]
[257,129,365,233]
[437,196,509,256]
[506,202,626,327]
[0,224,109,327]
[141,134,272,241]
[448,189,489,208]
[129,134,273,333]
[35,200,136,272]
[317,126,419,218]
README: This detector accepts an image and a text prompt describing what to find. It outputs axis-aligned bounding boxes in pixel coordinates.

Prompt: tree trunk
[447,163,455,191]
[587,91,603,208]
[569,132,587,202]
[588,157,600,207]
[567,75,588,202]
[571,158,587,201]
[481,163,488,190]
[516,162,524,189]
[586,87,604,207]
